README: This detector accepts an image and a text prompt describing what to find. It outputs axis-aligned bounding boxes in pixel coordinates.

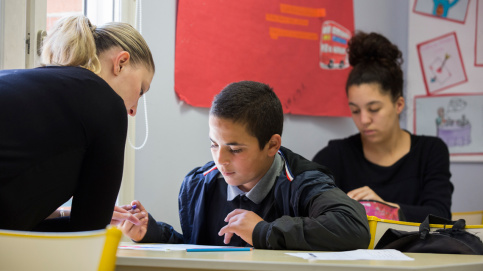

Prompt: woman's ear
[266,134,282,157]
[395,96,405,114]
[113,51,131,75]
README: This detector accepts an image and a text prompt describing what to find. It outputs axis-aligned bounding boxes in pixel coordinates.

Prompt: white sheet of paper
[118,244,238,251]
[287,249,414,261]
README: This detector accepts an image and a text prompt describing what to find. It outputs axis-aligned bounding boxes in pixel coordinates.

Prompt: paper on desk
[118,244,240,251]
[287,249,414,261]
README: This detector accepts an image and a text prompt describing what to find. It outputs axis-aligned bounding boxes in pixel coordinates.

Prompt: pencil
[186,247,252,252]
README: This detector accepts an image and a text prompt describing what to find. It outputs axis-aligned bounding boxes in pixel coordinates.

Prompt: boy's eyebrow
[209,137,246,146]
[226,142,246,146]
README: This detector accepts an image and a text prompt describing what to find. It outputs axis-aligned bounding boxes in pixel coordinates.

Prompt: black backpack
[375,214,483,255]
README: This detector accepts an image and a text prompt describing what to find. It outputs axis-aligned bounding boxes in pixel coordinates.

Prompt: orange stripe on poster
[280,4,326,18]
[269,27,318,40]
[265,14,309,26]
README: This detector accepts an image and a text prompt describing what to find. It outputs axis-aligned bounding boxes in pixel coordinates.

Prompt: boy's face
[209,116,275,192]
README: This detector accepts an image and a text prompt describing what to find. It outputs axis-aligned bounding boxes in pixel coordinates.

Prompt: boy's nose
[215,149,229,165]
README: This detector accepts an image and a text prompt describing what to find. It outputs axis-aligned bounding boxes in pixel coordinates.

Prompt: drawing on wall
[414,94,483,160]
[476,0,483,66]
[318,20,351,70]
[413,0,470,23]
[417,32,467,95]
[435,98,471,147]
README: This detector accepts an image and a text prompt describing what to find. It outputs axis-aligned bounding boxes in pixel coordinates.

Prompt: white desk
[115,243,483,271]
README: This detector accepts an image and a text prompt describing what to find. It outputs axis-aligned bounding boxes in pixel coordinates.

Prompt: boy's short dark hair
[210,81,284,150]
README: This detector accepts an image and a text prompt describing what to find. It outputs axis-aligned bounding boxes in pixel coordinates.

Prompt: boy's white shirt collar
[225,152,283,204]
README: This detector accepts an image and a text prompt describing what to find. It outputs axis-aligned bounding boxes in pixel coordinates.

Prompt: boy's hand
[111,200,149,241]
[218,209,263,246]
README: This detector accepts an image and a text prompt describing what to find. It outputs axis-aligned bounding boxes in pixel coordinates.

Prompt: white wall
[406,0,483,211]
[134,0,482,232]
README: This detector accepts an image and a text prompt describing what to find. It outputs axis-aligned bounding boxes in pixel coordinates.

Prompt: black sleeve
[398,139,453,222]
[137,214,185,244]
[67,109,127,231]
[252,188,371,251]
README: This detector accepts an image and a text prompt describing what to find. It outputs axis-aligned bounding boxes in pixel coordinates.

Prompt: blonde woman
[0,15,155,231]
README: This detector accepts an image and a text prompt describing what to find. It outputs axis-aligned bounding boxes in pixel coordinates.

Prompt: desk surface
[116,242,483,271]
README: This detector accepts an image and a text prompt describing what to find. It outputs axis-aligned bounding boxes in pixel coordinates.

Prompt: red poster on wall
[175,0,354,116]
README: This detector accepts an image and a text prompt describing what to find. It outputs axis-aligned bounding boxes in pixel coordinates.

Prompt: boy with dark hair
[112,81,370,250]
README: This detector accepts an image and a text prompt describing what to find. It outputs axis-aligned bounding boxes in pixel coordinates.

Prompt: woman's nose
[360,110,371,124]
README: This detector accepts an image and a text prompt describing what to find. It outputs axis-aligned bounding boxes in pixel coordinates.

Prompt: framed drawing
[413,0,470,24]
[414,93,483,162]
[476,0,483,66]
[417,32,467,95]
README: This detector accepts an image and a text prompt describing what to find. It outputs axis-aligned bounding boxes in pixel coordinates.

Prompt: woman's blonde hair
[41,15,155,74]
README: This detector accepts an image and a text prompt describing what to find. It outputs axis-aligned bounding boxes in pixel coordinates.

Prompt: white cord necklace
[127,0,148,150]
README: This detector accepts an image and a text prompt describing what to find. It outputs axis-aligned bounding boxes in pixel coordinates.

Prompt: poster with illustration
[414,94,483,160]
[413,0,470,24]
[476,0,483,66]
[417,32,467,95]
[175,0,354,117]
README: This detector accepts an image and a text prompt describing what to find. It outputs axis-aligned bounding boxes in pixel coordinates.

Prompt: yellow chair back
[452,210,483,225]
[367,216,483,249]
[0,225,122,271]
